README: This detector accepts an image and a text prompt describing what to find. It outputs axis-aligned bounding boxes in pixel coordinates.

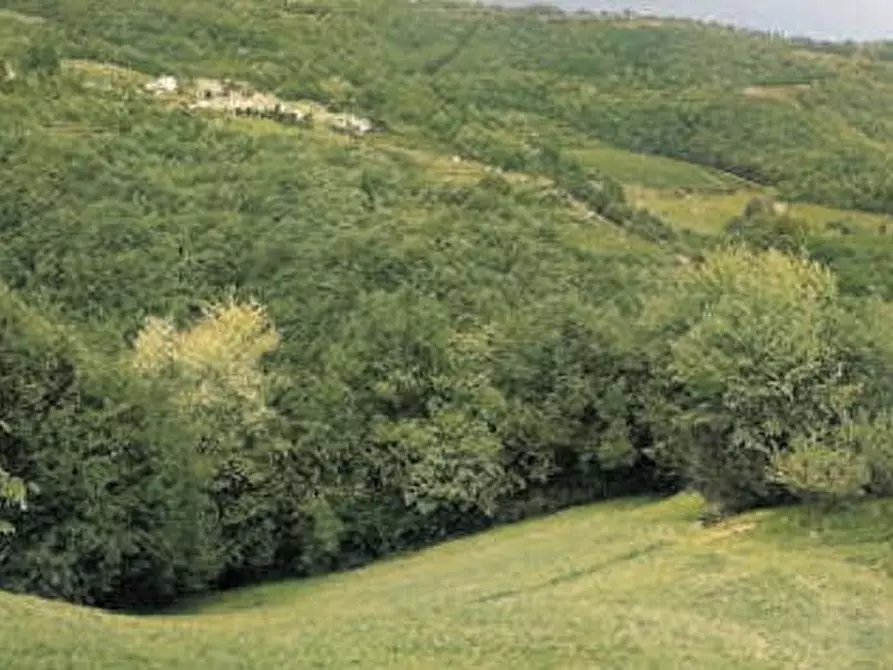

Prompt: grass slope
[3,495,893,669]
[630,186,893,236]
[572,143,752,192]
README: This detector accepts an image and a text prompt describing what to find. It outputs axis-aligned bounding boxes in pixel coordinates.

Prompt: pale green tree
[132,298,280,434]
[645,248,862,512]
[131,298,285,576]
[0,464,26,536]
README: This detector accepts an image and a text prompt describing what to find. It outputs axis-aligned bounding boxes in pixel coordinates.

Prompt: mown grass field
[3,494,893,669]
[572,144,752,192]
[629,186,893,236]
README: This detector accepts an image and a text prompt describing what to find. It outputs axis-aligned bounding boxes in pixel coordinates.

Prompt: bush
[0,469,27,537]
[21,42,61,76]
[643,248,860,513]
[0,287,220,608]
[771,438,870,505]
[724,202,810,255]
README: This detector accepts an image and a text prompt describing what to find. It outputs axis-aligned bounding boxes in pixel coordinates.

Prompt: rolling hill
[3,2,893,664]
[6,0,893,211]
[4,495,893,669]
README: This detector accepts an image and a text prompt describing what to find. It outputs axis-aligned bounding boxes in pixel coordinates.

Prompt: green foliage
[4,0,893,613]
[0,468,27,536]
[131,299,281,433]
[809,235,893,300]
[723,197,810,253]
[130,299,287,584]
[0,52,668,598]
[825,412,893,498]
[21,40,59,75]
[644,249,862,512]
[771,438,868,507]
[2,0,893,213]
[0,286,220,607]
[490,296,659,504]
[643,248,893,514]
[596,420,638,472]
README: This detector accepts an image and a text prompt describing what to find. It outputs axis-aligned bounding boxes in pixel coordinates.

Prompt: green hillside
[4,495,893,669]
[5,0,893,211]
[4,3,893,663]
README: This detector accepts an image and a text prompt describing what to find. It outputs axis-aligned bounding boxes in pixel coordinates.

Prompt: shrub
[644,248,860,512]
[0,287,219,607]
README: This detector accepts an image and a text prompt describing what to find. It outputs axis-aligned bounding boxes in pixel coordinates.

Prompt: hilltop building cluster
[144,75,374,136]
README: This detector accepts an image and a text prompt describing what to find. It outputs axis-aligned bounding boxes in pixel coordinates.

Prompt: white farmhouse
[144,75,179,95]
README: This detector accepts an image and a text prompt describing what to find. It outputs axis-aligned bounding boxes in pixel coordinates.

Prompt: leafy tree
[0,467,27,537]
[0,286,219,607]
[644,248,858,512]
[771,436,869,507]
[130,299,287,582]
[131,298,281,432]
[724,198,810,254]
[21,42,60,76]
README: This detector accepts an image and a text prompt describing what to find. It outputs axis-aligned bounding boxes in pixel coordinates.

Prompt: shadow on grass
[477,540,669,604]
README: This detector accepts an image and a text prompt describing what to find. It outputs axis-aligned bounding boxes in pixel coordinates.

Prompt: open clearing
[630,186,893,236]
[572,144,752,192]
[3,494,893,669]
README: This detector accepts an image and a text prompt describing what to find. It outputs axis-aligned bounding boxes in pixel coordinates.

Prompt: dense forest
[3,0,893,610]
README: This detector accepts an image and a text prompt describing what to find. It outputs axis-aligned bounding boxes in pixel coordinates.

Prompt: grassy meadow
[629,186,893,236]
[3,495,893,669]
[571,143,752,193]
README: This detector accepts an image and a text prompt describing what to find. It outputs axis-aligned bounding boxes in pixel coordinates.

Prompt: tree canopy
[3,0,893,608]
